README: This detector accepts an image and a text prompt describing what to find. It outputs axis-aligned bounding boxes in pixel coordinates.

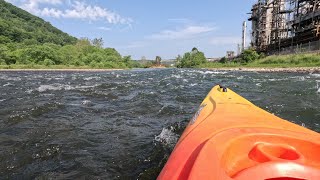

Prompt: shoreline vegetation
[1,1,319,74]
[197,52,320,69]
[0,1,142,69]
[205,67,320,73]
[0,65,319,73]
[199,52,320,73]
[1,46,319,73]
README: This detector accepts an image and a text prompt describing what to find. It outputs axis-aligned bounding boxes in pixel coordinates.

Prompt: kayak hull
[158,85,320,180]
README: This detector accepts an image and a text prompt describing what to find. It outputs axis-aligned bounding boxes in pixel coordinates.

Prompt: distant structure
[249,0,320,53]
[155,56,162,66]
[226,51,235,59]
[161,59,175,67]
[237,44,241,56]
[207,58,220,62]
[242,21,247,52]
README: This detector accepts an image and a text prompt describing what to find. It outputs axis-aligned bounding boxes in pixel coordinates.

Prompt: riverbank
[198,53,320,72]
[1,67,319,73]
[0,69,123,72]
[205,67,320,73]
[0,65,124,71]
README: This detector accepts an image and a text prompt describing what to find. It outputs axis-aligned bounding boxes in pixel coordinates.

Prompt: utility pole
[242,21,247,52]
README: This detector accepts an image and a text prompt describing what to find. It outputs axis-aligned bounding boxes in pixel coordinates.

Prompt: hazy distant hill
[0,0,77,45]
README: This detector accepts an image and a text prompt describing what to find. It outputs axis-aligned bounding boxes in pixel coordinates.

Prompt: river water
[0,68,319,179]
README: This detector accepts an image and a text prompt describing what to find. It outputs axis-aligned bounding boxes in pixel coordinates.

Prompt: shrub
[259,52,266,59]
[219,57,227,63]
[242,49,259,63]
[178,48,207,68]
[43,58,55,66]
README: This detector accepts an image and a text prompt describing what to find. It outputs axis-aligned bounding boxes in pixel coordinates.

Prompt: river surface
[0,68,319,179]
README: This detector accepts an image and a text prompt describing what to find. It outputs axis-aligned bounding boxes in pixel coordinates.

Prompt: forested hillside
[0,0,76,45]
[0,0,139,68]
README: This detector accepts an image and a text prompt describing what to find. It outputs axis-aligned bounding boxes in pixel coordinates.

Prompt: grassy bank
[197,53,320,68]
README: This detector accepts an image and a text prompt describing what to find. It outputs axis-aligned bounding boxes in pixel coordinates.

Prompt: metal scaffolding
[249,0,320,53]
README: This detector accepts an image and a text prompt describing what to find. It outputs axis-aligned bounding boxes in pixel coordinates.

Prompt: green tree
[92,38,104,48]
[122,55,131,63]
[15,45,59,64]
[0,0,134,69]
[59,45,79,64]
[219,57,227,63]
[155,56,161,66]
[175,55,182,67]
[192,47,199,53]
[0,35,11,43]
[43,58,55,66]
[178,48,207,68]
[0,44,9,64]
[242,49,259,63]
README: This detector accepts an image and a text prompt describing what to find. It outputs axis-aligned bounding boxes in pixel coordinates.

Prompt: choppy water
[0,69,319,179]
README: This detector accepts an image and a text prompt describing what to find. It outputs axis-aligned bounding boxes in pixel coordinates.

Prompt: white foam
[237,76,244,80]
[191,70,227,75]
[154,127,179,148]
[268,78,288,82]
[171,74,182,79]
[310,73,320,78]
[84,76,101,81]
[75,85,97,89]
[290,76,306,81]
[36,84,98,92]
[26,89,33,94]
[207,71,228,75]
[81,100,91,105]
[3,82,13,87]
[37,85,66,92]
[0,75,21,81]
[317,80,320,93]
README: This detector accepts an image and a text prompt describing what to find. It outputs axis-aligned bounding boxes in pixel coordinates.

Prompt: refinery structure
[249,0,320,54]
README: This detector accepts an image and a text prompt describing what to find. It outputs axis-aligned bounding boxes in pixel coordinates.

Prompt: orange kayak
[158,85,320,180]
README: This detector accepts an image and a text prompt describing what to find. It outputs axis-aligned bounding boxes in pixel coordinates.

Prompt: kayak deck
[158,85,320,180]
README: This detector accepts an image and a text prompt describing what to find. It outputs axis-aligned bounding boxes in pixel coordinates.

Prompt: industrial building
[249,0,320,54]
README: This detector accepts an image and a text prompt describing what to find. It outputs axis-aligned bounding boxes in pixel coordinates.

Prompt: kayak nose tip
[218,84,228,92]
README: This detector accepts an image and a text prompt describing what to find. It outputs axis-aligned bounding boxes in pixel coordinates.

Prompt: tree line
[0,0,141,69]
[0,38,140,68]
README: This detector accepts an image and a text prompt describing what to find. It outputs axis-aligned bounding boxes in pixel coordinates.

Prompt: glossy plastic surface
[158,85,320,180]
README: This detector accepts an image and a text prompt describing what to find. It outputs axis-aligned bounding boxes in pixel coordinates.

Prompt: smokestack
[242,21,247,52]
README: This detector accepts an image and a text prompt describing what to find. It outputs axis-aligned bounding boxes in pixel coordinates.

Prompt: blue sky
[5,0,255,60]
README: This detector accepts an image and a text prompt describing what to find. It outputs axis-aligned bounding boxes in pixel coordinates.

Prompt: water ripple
[0,69,319,179]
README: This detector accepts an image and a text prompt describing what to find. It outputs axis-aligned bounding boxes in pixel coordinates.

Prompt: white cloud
[8,0,132,25]
[148,25,216,40]
[209,36,241,45]
[4,0,18,3]
[62,1,132,24]
[40,7,63,18]
[98,27,111,31]
[21,0,63,14]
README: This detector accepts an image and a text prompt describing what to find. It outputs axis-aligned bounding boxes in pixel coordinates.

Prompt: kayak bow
[158,85,320,180]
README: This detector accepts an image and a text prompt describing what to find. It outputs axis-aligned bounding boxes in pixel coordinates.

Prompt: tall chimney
[242,21,247,52]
